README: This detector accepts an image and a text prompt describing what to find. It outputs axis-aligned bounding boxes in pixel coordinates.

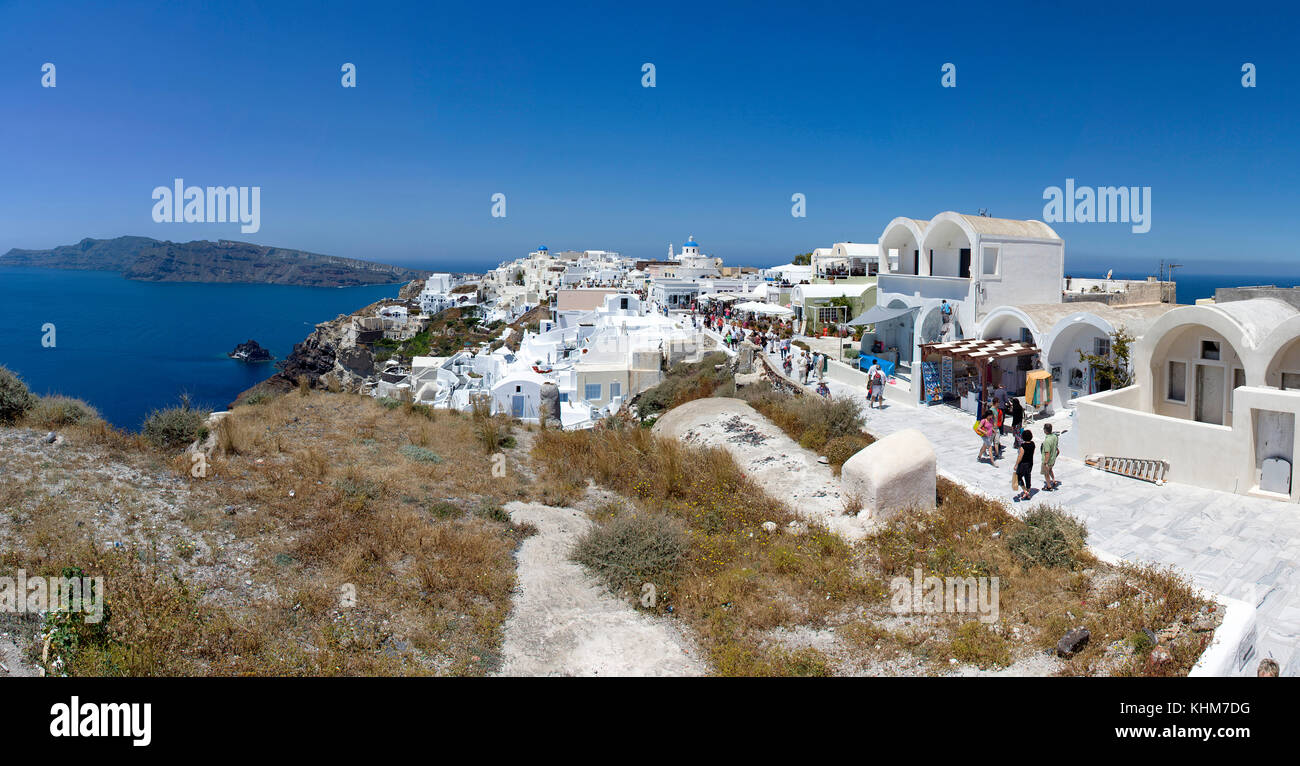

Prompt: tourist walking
[1010,396,1025,437]
[992,383,1010,431]
[867,360,885,409]
[976,409,997,463]
[1041,423,1061,490]
[1014,429,1035,501]
[996,404,1009,459]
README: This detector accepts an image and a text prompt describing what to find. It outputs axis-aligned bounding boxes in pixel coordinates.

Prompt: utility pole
[1166,263,1183,303]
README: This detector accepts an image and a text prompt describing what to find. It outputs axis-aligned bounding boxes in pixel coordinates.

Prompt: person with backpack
[1014,429,1035,501]
[867,361,885,409]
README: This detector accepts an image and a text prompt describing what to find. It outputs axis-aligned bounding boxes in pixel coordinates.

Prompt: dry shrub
[0,365,35,424]
[23,395,103,430]
[573,512,689,595]
[142,405,210,450]
[948,621,1012,668]
[532,425,881,675]
[1006,507,1088,570]
[824,434,871,473]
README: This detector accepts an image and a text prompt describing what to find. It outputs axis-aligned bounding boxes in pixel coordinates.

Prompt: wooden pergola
[919,338,1042,413]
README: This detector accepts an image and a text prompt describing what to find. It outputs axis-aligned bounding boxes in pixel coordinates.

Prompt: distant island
[0,236,430,288]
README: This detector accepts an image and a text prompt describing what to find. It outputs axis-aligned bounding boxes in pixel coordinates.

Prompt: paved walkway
[755,341,1300,676]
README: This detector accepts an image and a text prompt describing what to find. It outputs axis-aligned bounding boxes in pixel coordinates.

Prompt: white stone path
[725,335,1300,676]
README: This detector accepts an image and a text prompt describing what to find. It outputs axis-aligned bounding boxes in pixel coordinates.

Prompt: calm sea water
[0,267,398,430]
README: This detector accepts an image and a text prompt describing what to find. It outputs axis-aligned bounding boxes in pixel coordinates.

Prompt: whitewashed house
[1075,298,1300,501]
[873,212,1064,400]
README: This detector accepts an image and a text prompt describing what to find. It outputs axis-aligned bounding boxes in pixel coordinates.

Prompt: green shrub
[1007,507,1088,570]
[429,501,462,519]
[573,512,689,596]
[0,366,35,424]
[475,501,511,524]
[141,405,211,450]
[399,444,443,463]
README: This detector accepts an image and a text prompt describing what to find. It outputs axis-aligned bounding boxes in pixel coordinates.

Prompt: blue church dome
[683,239,699,248]
[538,245,547,251]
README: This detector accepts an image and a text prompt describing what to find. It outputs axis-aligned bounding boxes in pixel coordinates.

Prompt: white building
[1075,298,1300,501]
[872,212,1065,401]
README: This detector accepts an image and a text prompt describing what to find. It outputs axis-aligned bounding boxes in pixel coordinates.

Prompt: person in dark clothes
[1011,396,1025,437]
[1014,429,1035,501]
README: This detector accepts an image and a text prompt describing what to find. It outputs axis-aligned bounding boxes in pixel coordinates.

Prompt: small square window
[1201,340,1221,361]
[584,383,602,401]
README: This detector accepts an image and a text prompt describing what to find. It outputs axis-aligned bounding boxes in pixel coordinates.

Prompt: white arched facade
[1074,298,1300,501]
[878,217,926,276]
[918,213,979,279]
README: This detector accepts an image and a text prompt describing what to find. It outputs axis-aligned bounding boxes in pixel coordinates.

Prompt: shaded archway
[918,213,977,278]
[878,218,926,275]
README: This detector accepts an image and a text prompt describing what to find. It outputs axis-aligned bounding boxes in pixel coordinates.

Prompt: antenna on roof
[978,208,990,217]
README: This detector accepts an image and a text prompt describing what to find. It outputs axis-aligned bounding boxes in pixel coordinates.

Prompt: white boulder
[840,428,936,520]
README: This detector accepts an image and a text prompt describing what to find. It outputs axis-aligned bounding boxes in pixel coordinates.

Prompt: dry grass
[533,419,1212,677]
[866,477,1212,675]
[739,387,873,472]
[0,389,534,676]
[532,426,881,676]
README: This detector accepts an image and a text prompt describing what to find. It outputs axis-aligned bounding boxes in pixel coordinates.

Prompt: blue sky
[1,0,1297,276]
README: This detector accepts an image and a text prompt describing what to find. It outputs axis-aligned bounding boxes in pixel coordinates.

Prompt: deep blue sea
[0,267,398,430]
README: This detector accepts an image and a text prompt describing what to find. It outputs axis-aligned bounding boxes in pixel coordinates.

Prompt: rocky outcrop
[398,278,425,301]
[228,339,274,362]
[234,302,389,403]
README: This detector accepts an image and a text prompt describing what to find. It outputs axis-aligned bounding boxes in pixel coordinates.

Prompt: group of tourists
[781,348,826,385]
[973,382,1060,500]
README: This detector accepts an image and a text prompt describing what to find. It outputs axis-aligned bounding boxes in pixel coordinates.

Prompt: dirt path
[496,501,707,677]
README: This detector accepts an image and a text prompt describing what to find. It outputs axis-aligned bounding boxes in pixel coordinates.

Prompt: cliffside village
[308,212,1300,510]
